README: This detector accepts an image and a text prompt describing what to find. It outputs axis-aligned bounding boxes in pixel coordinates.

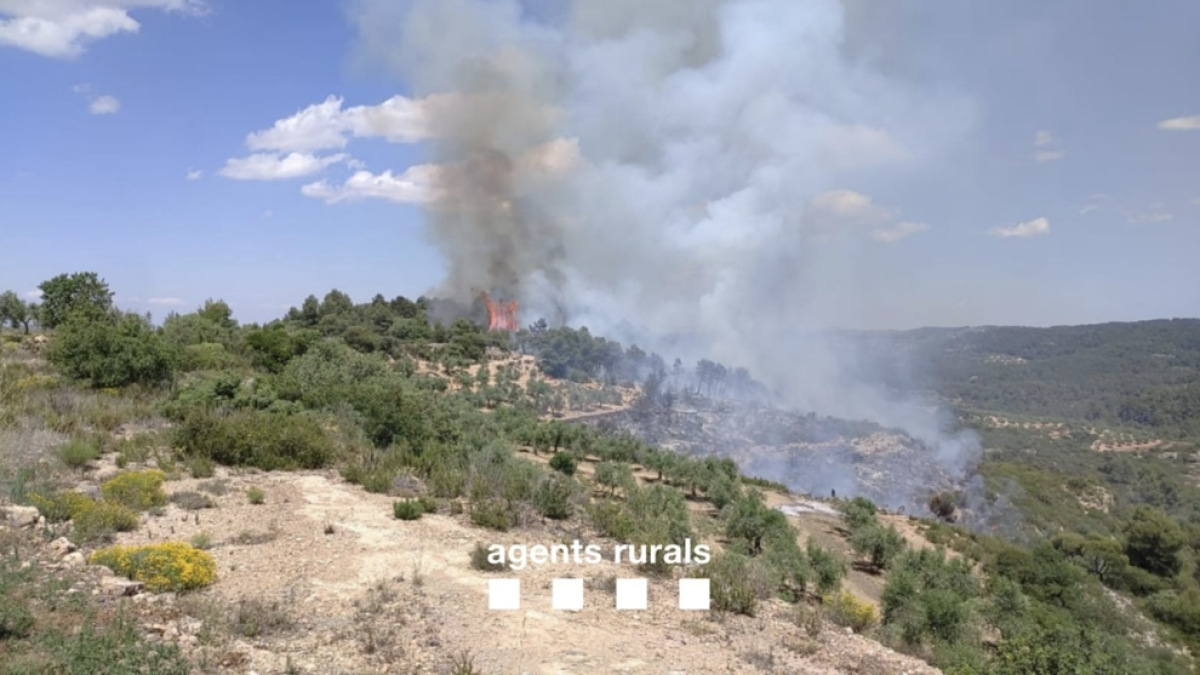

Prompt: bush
[173,410,336,470]
[470,542,508,571]
[589,499,634,541]
[187,456,215,479]
[58,437,101,469]
[46,312,176,388]
[393,499,423,521]
[29,490,95,523]
[840,496,878,531]
[101,470,167,510]
[188,532,213,550]
[1122,505,1186,578]
[73,502,140,542]
[697,552,775,616]
[807,540,847,595]
[533,475,575,520]
[180,342,242,371]
[824,590,878,633]
[594,461,634,496]
[0,602,34,640]
[470,499,516,531]
[246,487,265,505]
[548,451,577,476]
[91,542,217,592]
[850,523,907,571]
[169,491,215,510]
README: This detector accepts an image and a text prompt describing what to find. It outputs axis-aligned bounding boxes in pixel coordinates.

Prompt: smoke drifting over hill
[347,0,980,499]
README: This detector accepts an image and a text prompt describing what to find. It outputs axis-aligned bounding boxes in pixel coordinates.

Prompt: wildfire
[481,292,519,332]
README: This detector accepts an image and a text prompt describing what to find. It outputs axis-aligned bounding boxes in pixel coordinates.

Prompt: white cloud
[872,221,930,243]
[988,217,1050,238]
[1126,209,1174,224]
[24,289,42,299]
[1158,116,1200,131]
[219,152,349,181]
[0,1,207,59]
[301,165,442,205]
[146,297,184,306]
[246,95,350,153]
[89,94,119,114]
[1033,130,1065,162]
[185,169,202,180]
[802,190,893,230]
[243,93,446,153]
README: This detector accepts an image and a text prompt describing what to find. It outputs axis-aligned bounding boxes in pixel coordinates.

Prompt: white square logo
[678,578,710,610]
[615,578,648,610]
[552,578,584,611]
[489,578,520,611]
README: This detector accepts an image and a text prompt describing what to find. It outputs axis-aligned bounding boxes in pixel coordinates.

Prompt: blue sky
[1,0,1198,329]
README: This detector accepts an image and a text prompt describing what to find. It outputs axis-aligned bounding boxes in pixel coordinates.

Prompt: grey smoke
[348,0,981,505]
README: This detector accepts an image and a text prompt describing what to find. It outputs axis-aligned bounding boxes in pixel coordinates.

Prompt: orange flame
[481,292,519,332]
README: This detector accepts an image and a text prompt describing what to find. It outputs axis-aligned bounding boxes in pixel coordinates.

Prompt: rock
[75,482,102,500]
[49,537,77,556]
[63,551,86,568]
[101,576,144,596]
[3,505,40,528]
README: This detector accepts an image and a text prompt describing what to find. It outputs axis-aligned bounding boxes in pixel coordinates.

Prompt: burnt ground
[576,397,966,514]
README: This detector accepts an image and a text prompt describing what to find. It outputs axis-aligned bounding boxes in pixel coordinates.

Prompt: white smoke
[347,0,981,491]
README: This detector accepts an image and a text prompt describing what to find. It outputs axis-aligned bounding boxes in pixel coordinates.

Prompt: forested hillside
[4,273,1200,674]
[847,320,1200,437]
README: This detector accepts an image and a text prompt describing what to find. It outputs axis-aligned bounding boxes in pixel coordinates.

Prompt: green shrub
[470,542,508,572]
[57,437,101,469]
[840,496,878,531]
[46,312,176,388]
[807,540,847,595]
[725,488,790,555]
[73,502,141,542]
[101,470,167,510]
[246,487,265,505]
[470,499,516,531]
[549,452,577,476]
[696,552,774,616]
[29,491,95,523]
[589,500,634,541]
[188,532,213,550]
[0,599,34,639]
[173,410,336,470]
[393,499,423,521]
[850,523,907,571]
[533,475,575,520]
[186,456,215,479]
[180,342,242,371]
[91,542,216,592]
[594,461,633,495]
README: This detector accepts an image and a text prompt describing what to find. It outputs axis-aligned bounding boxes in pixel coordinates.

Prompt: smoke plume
[348,0,981,504]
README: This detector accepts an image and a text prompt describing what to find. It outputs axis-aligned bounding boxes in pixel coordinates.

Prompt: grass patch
[57,437,101,469]
[246,487,265,505]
